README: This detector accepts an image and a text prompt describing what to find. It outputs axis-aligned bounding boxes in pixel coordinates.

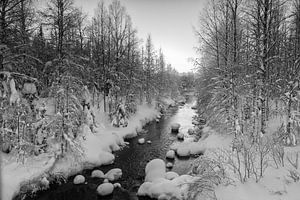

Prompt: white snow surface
[1,102,160,200]
[145,159,166,182]
[97,182,114,196]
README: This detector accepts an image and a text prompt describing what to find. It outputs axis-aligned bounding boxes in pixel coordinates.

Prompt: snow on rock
[97,183,114,196]
[91,170,105,178]
[103,179,109,183]
[105,168,122,181]
[166,162,173,168]
[176,146,190,157]
[171,123,181,132]
[114,183,121,188]
[147,140,152,144]
[145,159,166,182]
[138,138,145,144]
[73,175,85,184]
[165,172,179,180]
[166,150,175,159]
[177,132,184,140]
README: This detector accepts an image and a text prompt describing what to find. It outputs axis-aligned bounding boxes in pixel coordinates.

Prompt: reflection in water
[20,95,197,200]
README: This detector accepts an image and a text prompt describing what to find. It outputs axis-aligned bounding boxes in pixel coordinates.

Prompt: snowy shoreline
[1,99,177,200]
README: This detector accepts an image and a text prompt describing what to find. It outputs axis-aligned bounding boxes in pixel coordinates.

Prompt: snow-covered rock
[145,159,166,182]
[166,162,173,168]
[156,118,160,122]
[113,183,121,188]
[171,123,180,133]
[138,138,145,144]
[147,140,152,144]
[103,179,109,183]
[166,150,175,159]
[177,132,184,140]
[105,168,122,181]
[165,172,179,180]
[91,170,105,178]
[73,175,85,184]
[97,183,114,196]
[176,147,190,157]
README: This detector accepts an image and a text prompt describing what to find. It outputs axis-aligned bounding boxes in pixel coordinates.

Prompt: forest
[0,0,182,155]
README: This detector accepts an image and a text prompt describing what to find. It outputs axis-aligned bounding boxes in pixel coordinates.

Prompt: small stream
[20,94,198,200]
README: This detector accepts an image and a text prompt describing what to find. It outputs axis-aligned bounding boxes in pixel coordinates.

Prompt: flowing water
[20,94,198,200]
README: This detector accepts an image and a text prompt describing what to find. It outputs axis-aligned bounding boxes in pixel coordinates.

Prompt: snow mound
[91,170,105,178]
[113,183,121,188]
[105,168,122,181]
[138,138,145,144]
[97,183,114,196]
[73,175,85,184]
[165,172,179,180]
[188,128,195,135]
[166,150,175,159]
[147,140,152,144]
[145,159,166,182]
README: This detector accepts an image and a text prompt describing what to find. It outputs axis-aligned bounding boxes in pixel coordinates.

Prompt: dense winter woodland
[0,0,300,200]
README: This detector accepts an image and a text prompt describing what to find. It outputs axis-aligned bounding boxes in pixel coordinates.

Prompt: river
[19,94,198,200]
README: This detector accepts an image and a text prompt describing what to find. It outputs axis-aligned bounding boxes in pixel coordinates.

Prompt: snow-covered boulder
[147,140,152,144]
[91,170,105,178]
[177,132,184,140]
[114,183,121,188]
[166,150,175,159]
[138,138,145,144]
[103,179,109,183]
[166,162,173,168]
[165,172,179,180]
[97,183,114,196]
[73,175,85,184]
[171,123,180,133]
[156,118,160,122]
[105,168,122,181]
[145,159,166,182]
[189,143,206,155]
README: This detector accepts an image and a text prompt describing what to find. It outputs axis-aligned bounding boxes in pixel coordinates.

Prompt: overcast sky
[74,0,207,73]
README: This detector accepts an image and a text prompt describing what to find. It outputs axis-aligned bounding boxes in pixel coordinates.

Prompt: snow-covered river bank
[15,95,198,200]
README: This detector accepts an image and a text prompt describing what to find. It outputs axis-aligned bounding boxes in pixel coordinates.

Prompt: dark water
[20,95,197,200]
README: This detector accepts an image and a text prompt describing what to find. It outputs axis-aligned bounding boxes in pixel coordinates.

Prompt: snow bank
[1,103,159,200]
[138,174,196,200]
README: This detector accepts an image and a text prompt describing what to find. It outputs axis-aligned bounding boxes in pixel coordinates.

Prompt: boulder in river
[166,162,173,168]
[73,175,85,184]
[105,168,122,181]
[114,183,122,188]
[97,182,114,196]
[171,123,180,133]
[166,150,175,159]
[138,138,145,144]
[145,159,166,182]
[91,170,105,178]
[176,147,190,157]
[147,140,152,144]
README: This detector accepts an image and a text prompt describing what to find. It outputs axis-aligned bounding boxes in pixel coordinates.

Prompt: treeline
[0,0,181,157]
[195,0,300,145]
[0,0,180,108]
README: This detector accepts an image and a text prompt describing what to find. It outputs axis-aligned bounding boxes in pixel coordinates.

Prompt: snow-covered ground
[1,99,165,200]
